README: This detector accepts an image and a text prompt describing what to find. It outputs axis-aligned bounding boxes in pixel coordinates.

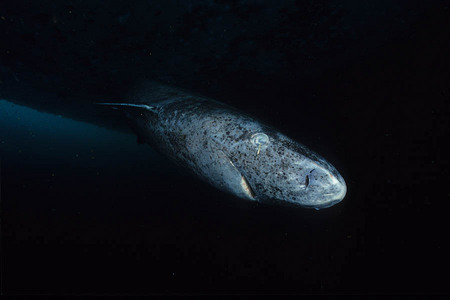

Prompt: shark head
[218,127,347,209]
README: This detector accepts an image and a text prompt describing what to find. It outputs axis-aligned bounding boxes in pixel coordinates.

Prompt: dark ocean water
[1,0,449,295]
[1,99,359,294]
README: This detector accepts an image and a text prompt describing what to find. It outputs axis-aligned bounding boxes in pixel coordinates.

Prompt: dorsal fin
[95,102,159,113]
[128,80,192,104]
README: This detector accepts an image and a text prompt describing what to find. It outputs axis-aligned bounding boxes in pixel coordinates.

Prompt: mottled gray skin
[99,83,346,209]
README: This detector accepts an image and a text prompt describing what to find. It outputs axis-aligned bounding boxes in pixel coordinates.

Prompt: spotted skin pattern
[101,83,346,209]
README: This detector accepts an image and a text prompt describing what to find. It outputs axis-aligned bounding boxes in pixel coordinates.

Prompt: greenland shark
[97,82,346,209]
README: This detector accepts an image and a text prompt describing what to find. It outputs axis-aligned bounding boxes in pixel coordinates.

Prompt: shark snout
[313,170,347,209]
[301,167,346,209]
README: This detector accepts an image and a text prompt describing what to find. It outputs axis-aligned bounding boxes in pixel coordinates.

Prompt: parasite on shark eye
[251,133,269,147]
[251,133,269,156]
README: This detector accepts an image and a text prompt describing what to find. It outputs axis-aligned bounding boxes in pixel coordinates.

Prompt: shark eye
[251,133,269,147]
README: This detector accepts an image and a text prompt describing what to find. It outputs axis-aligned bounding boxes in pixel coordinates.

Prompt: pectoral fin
[218,151,256,201]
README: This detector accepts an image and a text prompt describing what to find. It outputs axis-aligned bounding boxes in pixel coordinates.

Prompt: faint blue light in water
[0,99,160,168]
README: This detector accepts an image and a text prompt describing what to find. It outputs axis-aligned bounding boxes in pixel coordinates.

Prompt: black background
[0,0,449,295]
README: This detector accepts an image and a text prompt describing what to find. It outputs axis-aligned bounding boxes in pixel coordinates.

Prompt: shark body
[98,82,346,209]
